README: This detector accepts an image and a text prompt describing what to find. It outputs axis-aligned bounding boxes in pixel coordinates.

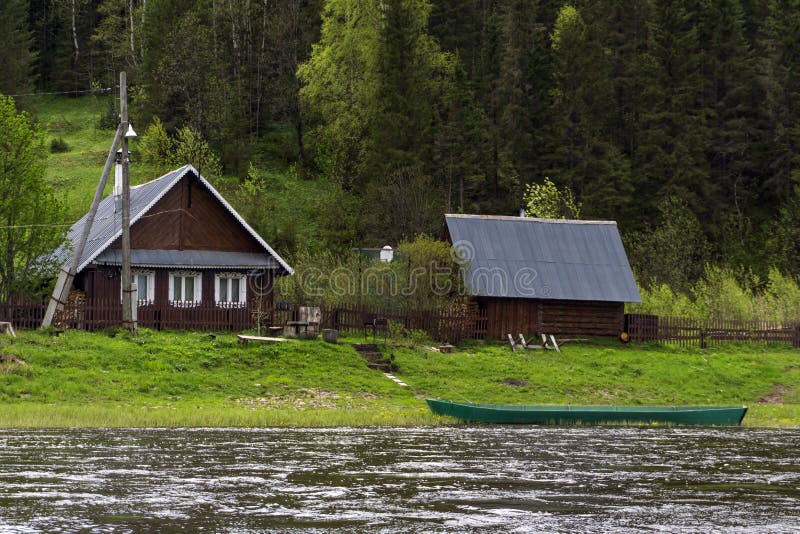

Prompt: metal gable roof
[445,214,641,303]
[53,165,293,275]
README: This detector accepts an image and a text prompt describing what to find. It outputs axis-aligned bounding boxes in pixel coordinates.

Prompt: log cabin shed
[52,164,292,327]
[445,214,641,338]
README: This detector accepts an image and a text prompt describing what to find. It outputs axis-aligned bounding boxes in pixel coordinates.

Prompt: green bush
[49,137,69,153]
[763,268,800,324]
[691,265,758,320]
[274,234,465,311]
[629,283,702,318]
[170,126,222,178]
[629,264,800,323]
[138,117,172,164]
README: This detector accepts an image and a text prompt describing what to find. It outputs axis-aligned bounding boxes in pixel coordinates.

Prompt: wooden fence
[1,297,798,347]
[269,302,488,344]
[0,298,47,330]
[0,298,256,333]
[0,297,487,343]
[626,313,800,348]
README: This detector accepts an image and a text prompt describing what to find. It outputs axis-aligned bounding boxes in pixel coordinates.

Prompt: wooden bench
[237,335,297,344]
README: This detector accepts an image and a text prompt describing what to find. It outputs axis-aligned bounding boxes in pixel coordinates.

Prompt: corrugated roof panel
[446,214,641,303]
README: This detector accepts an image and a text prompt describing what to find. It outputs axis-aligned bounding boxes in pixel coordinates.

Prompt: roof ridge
[445,213,617,225]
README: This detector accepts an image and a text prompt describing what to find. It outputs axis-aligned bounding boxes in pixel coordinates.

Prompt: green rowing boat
[426,399,748,426]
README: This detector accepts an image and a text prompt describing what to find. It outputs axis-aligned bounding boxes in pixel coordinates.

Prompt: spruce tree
[759,0,800,202]
[634,0,708,224]
[492,0,549,214]
[0,0,36,96]
[697,0,764,264]
[547,4,633,220]
[758,0,800,270]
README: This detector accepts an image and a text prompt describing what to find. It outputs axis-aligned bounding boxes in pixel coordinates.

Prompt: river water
[0,427,797,532]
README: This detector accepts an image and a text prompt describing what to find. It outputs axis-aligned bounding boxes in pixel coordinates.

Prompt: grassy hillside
[0,329,797,427]
[34,95,332,252]
[35,96,171,221]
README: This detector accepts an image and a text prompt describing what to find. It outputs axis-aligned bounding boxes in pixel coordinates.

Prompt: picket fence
[625,313,800,348]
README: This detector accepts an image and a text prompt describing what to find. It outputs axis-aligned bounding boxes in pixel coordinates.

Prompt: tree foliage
[523,178,581,219]
[0,0,36,96]
[625,196,708,292]
[10,0,800,291]
[0,95,65,298]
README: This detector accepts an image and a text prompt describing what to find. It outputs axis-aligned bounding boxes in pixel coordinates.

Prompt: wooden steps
[351,344,399,373]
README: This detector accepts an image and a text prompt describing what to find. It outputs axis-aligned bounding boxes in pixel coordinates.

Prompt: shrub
[170,126,222,178]
[629,283,702,319]
[763,268,800,324]
[274,235,465,311]
[138,117,172,164]
[628,264,800,324]
[49,137,70,153]
[691,265,758,321]
[97,95,117,129]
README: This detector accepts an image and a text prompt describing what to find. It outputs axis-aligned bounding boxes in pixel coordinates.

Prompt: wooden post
[41,125,125,328]
[120,71,136,333]
[793,324,800,349]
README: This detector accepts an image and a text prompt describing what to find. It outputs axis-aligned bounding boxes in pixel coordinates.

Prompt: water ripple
[0,427,797,532]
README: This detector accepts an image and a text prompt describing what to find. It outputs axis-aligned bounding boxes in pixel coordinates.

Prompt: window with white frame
[169,271,202,305]
[121,270,155,304]
[215,272,247,306]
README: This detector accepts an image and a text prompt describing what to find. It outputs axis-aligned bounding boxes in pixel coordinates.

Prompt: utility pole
[42,72,137,330]
[120,71,137,332]
[42,126,124,328]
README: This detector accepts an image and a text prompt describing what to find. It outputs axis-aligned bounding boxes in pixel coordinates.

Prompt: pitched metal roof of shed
[445,214,641,303]
[53,165,293,275]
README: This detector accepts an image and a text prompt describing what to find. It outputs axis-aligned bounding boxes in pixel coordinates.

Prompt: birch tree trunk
[140,0,146,59]
[71,0,79,62]
[129,0,137,66]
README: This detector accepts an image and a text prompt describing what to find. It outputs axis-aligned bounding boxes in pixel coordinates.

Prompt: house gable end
[108,172,263,253]
[59,165,292,275]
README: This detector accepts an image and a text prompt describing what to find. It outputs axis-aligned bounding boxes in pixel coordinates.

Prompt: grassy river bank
[0,329,798,428]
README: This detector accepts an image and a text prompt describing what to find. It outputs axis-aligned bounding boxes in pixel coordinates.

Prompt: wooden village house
[51,165,292,330]
[445,214,641,338]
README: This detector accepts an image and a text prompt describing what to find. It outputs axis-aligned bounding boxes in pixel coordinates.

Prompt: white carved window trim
[214,272,247,307]
[121,269,155,305]
[169,270,202,306]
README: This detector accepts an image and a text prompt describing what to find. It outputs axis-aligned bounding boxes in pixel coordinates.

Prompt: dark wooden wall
[81,265,274,310]
[479,297,624,337]
[108,173,263,253]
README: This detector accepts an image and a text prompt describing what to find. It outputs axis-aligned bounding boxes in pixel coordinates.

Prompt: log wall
[480,297,624,338]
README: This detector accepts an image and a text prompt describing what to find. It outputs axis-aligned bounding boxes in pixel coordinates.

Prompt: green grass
[390,340,800,427]
[32,95,327,254]
[35,95,177,221]
[0,330,797,427]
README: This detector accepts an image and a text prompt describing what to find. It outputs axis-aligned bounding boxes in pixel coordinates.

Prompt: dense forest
[2,0,800,300]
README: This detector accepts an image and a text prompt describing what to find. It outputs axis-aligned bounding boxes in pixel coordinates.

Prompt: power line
[0,222,73,229]
[6,87,113,98]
